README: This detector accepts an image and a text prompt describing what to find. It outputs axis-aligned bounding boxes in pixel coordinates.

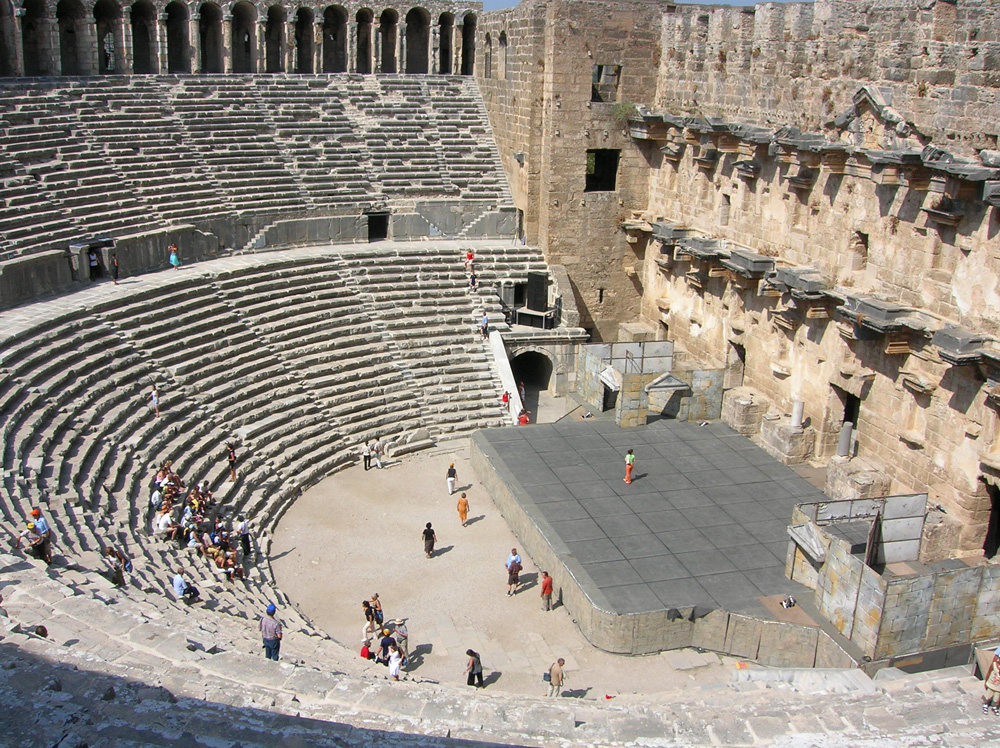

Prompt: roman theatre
[2,0,1000,745]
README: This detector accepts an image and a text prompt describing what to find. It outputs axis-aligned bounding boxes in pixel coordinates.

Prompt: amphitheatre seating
[0,76,512,259]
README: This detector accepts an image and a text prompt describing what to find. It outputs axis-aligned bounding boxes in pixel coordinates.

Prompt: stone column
[256,19,266,73]
[156,11,168,74]
[374,26,381,72]
[285,18,295,73]
[348,19,356,72]
[81,18,99,75]
[314,18,323,73]
[189,12,201,74]
[9,8,25,76]
[431,24,439,74]
[398,22,405,73]
[221,13,232,73]
[120,7,134,74]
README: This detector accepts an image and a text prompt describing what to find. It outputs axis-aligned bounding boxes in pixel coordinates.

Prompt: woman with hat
[984,646,1000,715]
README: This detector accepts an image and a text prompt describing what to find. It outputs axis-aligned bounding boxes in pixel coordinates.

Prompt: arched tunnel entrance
[510,350,553,419]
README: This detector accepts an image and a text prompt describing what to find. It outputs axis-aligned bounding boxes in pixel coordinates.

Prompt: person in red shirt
[518,409,530,426]
[540,570,554,611]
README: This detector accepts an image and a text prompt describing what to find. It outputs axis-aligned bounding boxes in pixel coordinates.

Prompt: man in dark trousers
[260,603,283,661]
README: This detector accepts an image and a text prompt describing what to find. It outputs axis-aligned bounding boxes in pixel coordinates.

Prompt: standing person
[465,248,474,271]
[227,442,237,481]
[517,409,530,426]
[469,272,477,291]
[391,619,409,659]
[501,391,510,408]
[260,603,283,661]
[378,628,396,663]
[372,436,384,469]
[465,649,484,688]
[110,252,120,285]
[422,522,436,558]
[16,522,47,563]
[984,646,1000,715]
[540,570,554,611]
[362,600,377,640]
[387,643,402,681]
[148,385,160,418]
[88,249,101,280]
[624,448,636,484]
[168,243,180,270]
[518,381,526,402]
[547,658,566,697]
[481,313,489,339]
[237,515,251,560]
[361,441,372,471]
[446,463,458,495]
[457,493,470,527]
[507,548,521,569]
[29,509,52,563]
[506,554,522,596]
[370,593,384,626]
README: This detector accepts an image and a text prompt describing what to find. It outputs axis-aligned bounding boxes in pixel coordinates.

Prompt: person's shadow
[464,515,485,527]
[406,643,431,670]
[631,472,648,483]
[562,687,592,698]
[458,483,475,493]
[432,545,454,557]
[482,670,502,687]
[518,571,539,591]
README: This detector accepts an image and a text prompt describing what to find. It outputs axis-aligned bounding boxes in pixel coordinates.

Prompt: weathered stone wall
[657,0,1000,157]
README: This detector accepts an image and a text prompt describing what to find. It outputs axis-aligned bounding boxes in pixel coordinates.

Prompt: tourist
[465,248,474,272]
[422,522,436,558]
[387,642,403,681]
[507,548,521,569]
[110,252,120,285]
[370,593,384,626]
[469,272,477,291]
[29,508,52,563]
[378,628,396,663]
[984,646,1000,715]
[362,600,377,640]
[361,441,372,471]
[481,313,489,339]
[172,567,199,603]
[16,522,47,564]
[360,639,374,661]
[168,243,180,269]
[372,436,384,469]
[547,658,566,697]
[506,554,522,596]
[518,409,530,426]
[148,385,160,418]
[105,547,129,587]
[501,390,510,408]
[465,649,484,688]
[540,570,554,611]
[457,492,470,526]
[260,603,282,661]
[227,442,237,481]
[624,448,636,485]
[391,618,409,659]
[237,515,252,560]
[446,463,458,495]
[518,381,526,402]
[88,248,101,280]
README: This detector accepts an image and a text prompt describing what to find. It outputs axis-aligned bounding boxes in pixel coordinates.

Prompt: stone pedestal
[824,456,890,500]
[759,414,816,465]
[721,386,768,436]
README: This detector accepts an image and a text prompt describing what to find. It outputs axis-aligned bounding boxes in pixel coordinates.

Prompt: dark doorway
[323,6,347,73]
[21,0,46,75]
[602,385,619,412]
[199,3,223,73]
[367,212,389,242]
[94,0,122,74]
[985,482,1000,559]
[57,0,87,75]
[724,342,745,390]
[843,392,861,428]
[165,1,189,73]
[356,9,372,73]
[379,10,397,73]
[405,7,429,73]
[510,351,553,415]
[585,149,620,192]
[265,5,285,73]
[231,1,256,73]
[460,12,475,75]
[294,9,314,73]
[131,1,156,73]
[438,13,453,74]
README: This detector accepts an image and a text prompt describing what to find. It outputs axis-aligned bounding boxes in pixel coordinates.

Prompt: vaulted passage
[379,10,397,74]
[199,3,223,74]
[323,5,348,73]
[265,6,285,73]
[231,2,257,74]
[57,0,88,76]
[438,13,453,75]
[131,1,157,74]
[165,1,190,73]
[460,12,475,75]
[405,7,429,74]
[21,0,46,75]
[94,0,123,74]
[356,9,372,74]
[295,8,314,74]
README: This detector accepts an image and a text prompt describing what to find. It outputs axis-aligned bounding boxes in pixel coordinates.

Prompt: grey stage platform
[475,418,826,616]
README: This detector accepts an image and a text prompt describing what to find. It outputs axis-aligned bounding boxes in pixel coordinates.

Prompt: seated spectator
[105,547,129,587]
[172,567,199,603]
[154,508,181,541]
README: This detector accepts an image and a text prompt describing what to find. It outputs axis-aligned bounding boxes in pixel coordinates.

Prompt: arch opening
[231,1,257,73]
[198,3,223,73]
[459,12,475,76]
[165,1,189,73]
[356,9,373,74]
[0,0,16,76]
[94,0,123,74]
[130,1,157,74]
[483,32,491,79]
[21,0,46,75]
[437,12,453,75]
[379,9,397,73]
[323,6,348,73]
[294,8,314,74]
[265,5,285,73]
[57,0,88,76]
[510,350,555,416]
[498,30,507,80]
[404,7,429,74]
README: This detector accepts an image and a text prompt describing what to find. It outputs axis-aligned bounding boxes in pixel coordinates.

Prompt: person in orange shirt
[457,493,470,527]
[624,449,636,484]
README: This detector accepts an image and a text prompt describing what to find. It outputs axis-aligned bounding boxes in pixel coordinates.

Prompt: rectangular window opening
[585,149,619,192]
[367,212,389,242]
[591,64,621,103]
